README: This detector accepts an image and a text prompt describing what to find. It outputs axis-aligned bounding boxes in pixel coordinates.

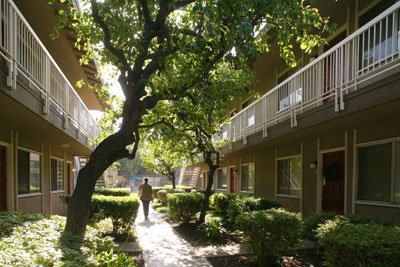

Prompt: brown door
[323,31,347,102]
[203,171,207,189]
[0,146,7,211]
[229,167,235,193]
[322,150,345,214]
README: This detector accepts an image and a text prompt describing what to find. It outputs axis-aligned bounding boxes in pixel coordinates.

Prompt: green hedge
[94,187,131,196]
[304,212,395,241]
[213,194,281,229]
[237,208,303,266]
[167,193,204,222]
[317,223,400,266]
[90,194,140,233]
[157,190,169,206]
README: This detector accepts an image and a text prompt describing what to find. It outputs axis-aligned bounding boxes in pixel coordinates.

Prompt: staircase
[179,166,201,187]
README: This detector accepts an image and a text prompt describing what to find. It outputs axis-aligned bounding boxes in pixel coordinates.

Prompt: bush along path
[151,189,400,266]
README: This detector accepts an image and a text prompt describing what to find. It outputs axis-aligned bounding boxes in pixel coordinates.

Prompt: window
[357,141,400,204]
[18,150,41,195]
[51,159,64,191]
[216,168,227,190]
[358,0,399,70]
[247,105,255,127]
[277,64,303,112]
[241,163,254,192]
[277,157,301,197]
[241,97,256,127]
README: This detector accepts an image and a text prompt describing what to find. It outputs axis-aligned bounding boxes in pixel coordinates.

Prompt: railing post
[64,83,69,129]
[7,7,17,89]
[335,88,339,112]
[43,57,50,114]
[263,124,268,138]
[340,88,345,110]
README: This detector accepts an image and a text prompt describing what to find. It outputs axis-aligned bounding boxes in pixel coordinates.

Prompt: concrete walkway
[135,203,212,267]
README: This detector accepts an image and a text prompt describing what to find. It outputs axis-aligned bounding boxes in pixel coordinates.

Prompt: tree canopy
[53,0,331,235]
[141,137,193,188]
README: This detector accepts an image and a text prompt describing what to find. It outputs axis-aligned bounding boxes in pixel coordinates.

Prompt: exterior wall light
[310,161,317,169]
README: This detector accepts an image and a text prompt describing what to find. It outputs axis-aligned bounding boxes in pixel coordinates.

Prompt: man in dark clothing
[138,178,153,219]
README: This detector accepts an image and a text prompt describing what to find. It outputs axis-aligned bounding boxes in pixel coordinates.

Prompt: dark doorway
[0,146,7,211]
[323,31,347,102]
[322,150,345,214]
[229,167,235,193]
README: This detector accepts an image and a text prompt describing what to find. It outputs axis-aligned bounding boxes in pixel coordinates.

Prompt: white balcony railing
[222,1,400,144]
[0,0,99,142]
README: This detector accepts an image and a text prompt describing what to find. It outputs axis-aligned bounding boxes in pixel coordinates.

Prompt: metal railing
[222,2,400,144]
[0,0,99,142]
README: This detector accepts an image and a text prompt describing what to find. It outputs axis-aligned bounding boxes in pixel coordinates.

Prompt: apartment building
[195,0,400,223]
[0,0,104,215]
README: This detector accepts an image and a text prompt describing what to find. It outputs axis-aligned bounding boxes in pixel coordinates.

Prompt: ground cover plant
[196,217,228,245]
[0,211,137,266]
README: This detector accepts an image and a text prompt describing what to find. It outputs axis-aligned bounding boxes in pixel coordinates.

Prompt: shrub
[197,217,228,245]
[167,193,204,222]
[157,190,169,206]
[304,212,396,241]
[210,193,230,214]
[344,213,394,226]
[303,212,337,240]
[317,223,400,267]
[90,194,140,234]
[224,195,281,230]
[94,187,131,196]
[156,206,168,213]
[236,208,303,266]
[173,188,185,193]
[59,194,71,204]
[0,212,114,266]
[258,197,282,210]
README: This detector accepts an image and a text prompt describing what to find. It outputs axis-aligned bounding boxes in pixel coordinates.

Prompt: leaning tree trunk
[65,131,135,236]
[198,165,217,223]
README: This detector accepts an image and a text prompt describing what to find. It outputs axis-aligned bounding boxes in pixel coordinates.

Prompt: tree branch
[139,0,152,26]
[90,0,131,72]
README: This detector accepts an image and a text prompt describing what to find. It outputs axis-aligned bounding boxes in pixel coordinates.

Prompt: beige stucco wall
[18,195,42,214]
[51,192,68,216]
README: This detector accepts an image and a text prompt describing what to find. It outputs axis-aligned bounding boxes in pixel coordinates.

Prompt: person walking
[138,178,154,220]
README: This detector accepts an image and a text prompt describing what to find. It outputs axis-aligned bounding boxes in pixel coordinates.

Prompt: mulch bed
[208,250,322,267]
[166,217,240,247]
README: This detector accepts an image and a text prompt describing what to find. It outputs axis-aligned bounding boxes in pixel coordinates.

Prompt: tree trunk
[198,165,216,223]
[65,131,134,236]
[171,173,176,189]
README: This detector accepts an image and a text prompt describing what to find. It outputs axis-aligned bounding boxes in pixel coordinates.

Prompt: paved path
[135,203,212,267]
